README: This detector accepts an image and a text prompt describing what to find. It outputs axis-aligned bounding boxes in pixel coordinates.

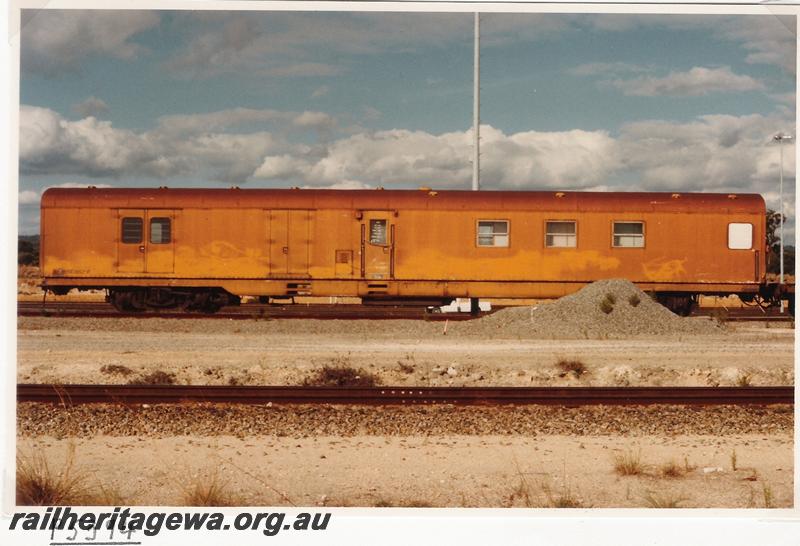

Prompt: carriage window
[150,217,171,244]
[121,217,143,244]
[728,223,752,250]
[613,221,645,248]
[477,221,509,247]
[369,219,388,245]
[545,221,576,248]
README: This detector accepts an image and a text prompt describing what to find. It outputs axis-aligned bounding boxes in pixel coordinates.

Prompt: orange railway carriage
[40,187,777,313]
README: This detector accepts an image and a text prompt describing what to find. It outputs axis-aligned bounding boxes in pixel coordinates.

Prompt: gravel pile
[18,402,791,438]
[456,279,723,338]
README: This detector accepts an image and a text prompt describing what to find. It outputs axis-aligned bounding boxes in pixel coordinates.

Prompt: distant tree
[17,237,39,266]
[766,209,794,275]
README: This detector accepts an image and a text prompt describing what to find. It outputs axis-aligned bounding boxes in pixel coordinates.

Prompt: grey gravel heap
[458,279,724,338]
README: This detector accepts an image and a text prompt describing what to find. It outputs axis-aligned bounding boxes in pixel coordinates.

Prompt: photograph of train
[10,1,796,528]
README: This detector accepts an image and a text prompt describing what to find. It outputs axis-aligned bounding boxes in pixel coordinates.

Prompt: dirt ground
[15,283,795,508]
[16,433,792,508]
[17,317,794,387]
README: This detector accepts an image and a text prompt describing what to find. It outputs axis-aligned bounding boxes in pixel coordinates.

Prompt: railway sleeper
[108,288,240,313]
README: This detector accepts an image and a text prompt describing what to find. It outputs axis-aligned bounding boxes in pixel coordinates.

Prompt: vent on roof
[671,193,680,199]
[555,192,565,198]
[728,194,738,200]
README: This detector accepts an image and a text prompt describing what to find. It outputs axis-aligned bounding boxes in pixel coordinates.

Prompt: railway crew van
[39,187,788,314]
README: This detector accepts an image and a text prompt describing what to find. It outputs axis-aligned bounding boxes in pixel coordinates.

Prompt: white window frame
[545,220,577,248]
[612,221,645,248]
[728,223,753,250]
[476,220,509,248]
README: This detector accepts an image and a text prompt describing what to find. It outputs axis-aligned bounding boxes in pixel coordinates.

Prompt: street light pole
[773,133,793,312]
[472,12,480,192]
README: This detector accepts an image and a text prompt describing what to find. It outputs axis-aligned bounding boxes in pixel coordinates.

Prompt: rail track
[17,384,794,406]
[17,301,487,320]
[16,300,794,322]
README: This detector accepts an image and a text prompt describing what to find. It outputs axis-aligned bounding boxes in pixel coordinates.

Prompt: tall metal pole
[779,136,784,294]
[472,12,480,191]
[773,133,793,312]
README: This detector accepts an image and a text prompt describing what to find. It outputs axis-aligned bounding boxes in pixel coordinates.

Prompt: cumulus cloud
[20,104,794,213]
[610,66,766,97]
[19,105,326,184]
[21,10,159,77]
[18,183,113,207]
[71,96,109,118]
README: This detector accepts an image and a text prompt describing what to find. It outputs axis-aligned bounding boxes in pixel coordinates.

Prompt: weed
[128,371,177,385]
[16,446,87,505]
[599,295,615,314]
[541,481,583,508]
[100,364,134,377]
[730,449,738,471]
[642,490,687,508]
[556,359,588,378]
[735,373,752,387]
[372,498,431,508]
[762,483,774,508]
[397,362,415,374]
[613,449,645,476]
[628,294,641,307]
[710,308,729,324]
[658,461,685,479]
[302,365,380,387]
[683,456,696,473]
[605,293,617,304]
[182,469,239,507]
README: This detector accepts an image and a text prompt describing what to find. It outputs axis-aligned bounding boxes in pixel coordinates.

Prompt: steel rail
[16,301,794,322]
[16,301,487,321]
[17,384,794,406]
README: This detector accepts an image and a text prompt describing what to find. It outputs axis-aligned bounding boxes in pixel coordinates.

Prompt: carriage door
[361,212,394,280]
[269,210,311,277]
[117,210,145,273]
[145,210,175,273]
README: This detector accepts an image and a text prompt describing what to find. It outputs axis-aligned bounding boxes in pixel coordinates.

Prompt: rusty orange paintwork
[40,187,767,299]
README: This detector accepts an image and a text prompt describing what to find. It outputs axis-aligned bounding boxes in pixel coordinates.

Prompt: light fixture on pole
[773,132,793,312]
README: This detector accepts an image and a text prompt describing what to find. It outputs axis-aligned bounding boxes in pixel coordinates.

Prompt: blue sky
[17,9,797,240]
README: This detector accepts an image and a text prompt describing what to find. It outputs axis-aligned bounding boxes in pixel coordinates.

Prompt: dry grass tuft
[735,373,753,387]
[542,481,584,508]
[17,446,87,505]
[762,482,774,508]
[303,365,380,387]
[613,449,645,476]
[642,490,687,508]
[128,370,177,385]
[628,294,641,307]
[599,295,615,314]
[181,469,239,507]
[372,498,431,508]
[658,460,686,479]
[556,358,588,378]
[100,364,134,377]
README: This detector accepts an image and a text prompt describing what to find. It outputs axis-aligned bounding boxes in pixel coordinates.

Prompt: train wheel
[109,289,146,313]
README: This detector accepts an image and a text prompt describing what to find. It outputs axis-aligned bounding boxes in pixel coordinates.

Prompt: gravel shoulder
[17,317,794,387]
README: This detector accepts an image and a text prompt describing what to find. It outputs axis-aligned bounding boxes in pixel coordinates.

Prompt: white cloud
[311,85,330,99]
[21,10,159,77]
[20,105,794,206]
[18,190,39,205]
[610,66,766,97]
[71,96,109,118]
[18,183,113,206]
